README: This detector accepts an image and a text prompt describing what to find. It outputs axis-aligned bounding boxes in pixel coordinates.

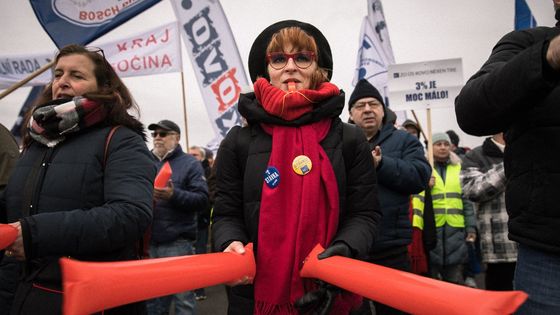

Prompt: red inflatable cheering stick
[61,243,255,315]
[154,161,172,189]
[300,244,527,315]
[0,224,18,250]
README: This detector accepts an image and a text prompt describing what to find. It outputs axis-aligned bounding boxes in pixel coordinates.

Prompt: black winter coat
[0,125,155,314]
[212,91,382,313]
[455,24,560,254]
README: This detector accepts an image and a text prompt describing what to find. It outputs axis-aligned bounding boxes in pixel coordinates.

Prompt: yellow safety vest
[411,192,425,230]
[431,164,464,228]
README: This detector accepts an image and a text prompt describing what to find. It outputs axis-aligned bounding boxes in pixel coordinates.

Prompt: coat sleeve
[212,127,250,251]
[376,133,431,195]
[461,152,506,203]
[462,198,476,234]
[22,128,155,258]
[169,158,209,212]
[332,126,382,258]
[455,28,560,136]
[422,190,437,251]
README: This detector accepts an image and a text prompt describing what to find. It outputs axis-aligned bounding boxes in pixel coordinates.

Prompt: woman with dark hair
[212,20,382,314]
[0,44,155,314]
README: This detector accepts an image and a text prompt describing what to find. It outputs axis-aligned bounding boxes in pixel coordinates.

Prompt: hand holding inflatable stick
[300,244,528,315]
[61,243,255,315]
[0,224,18,250]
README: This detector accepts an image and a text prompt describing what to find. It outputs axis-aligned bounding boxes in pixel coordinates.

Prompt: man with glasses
[147,119,208,315]
[348,79,431,315]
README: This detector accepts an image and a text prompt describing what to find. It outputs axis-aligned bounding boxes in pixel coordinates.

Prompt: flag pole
[177,21,189,149]
[426,108,433,167]
[180,71,190,149]
[410,109,428,143]
[0,60,54,101]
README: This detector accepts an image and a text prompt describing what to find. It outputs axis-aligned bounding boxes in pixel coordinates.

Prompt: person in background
[401,120,436,276]
[445,129,478,286]
[0,123,21,314]
[148,120,208,315]
[188,144,212,301]
[428,132,476,285]
[203,147,214,171]
[0,44,155,314]
[455,2,560,311]
[401,119,421,140]
[461,133,517,290]
[212,20,381,314]
[348,79,431,315]
[445,130,469,158]
[188,145,205,164]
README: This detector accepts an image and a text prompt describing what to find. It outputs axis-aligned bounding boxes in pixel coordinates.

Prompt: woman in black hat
[212,20,382,314]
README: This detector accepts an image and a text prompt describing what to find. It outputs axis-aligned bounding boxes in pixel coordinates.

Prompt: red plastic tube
[154,161,172,189]
[0,224,17,250]
[300,244,527,315]
[61,244,255,315]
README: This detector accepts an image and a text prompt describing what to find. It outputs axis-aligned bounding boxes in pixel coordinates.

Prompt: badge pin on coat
[264,166,280,188]
[292,155,312,176]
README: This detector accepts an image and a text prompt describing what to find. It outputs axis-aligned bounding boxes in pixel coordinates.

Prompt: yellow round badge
[292,155,312,175]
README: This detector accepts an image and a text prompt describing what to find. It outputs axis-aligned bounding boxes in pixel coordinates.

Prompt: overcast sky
[0,0,555,149]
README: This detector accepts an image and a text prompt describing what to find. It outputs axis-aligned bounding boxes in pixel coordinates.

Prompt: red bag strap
[103,125,121,168]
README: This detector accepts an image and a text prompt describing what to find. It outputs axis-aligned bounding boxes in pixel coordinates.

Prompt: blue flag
[30,0,160,48]
[515,0,537,30]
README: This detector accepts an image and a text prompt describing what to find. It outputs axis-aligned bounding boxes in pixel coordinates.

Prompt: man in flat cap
[147,120,208,315]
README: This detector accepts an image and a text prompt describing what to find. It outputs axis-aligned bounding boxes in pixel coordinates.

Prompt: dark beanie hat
[446,130,460,146]
[248,20,333,83]
[348,79,385,110]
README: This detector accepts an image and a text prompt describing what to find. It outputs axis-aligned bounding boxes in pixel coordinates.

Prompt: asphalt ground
[196,285,228,315]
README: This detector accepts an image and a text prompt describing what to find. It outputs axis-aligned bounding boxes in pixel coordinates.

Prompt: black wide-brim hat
[248,20,333,83]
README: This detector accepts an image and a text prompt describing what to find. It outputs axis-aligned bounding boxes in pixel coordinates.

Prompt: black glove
[317,241,352,260]
[294,280,340,315]
[294,242,351,314]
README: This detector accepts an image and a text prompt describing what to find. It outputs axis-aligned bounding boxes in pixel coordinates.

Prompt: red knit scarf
[254,78,340,121]
[254,80,356,314]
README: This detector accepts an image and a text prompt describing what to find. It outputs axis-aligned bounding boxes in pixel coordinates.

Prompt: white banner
[171,0,249,147]
[367,0,395,65]
[353,0,395,107]
[0,53,53,89]
[0,22,181,89]
[388,58,463,111]
[352,17,390,101]
[97,21,181,78]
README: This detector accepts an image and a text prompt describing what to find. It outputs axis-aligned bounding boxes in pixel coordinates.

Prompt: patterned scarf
[29,97,107,147]
[253,80,357,314]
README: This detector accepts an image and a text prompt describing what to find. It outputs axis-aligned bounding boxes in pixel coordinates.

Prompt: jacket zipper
[28,148,55,215]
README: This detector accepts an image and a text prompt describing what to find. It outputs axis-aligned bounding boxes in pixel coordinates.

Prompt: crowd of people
[1,1,560,314]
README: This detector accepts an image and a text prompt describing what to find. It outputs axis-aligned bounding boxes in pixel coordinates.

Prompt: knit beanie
[348,79,385,110]
[432,132,451,144]
[248,20,333,83]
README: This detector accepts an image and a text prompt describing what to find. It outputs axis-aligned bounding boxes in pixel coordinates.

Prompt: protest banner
[171,0,250,149]
[388,58,463,111]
